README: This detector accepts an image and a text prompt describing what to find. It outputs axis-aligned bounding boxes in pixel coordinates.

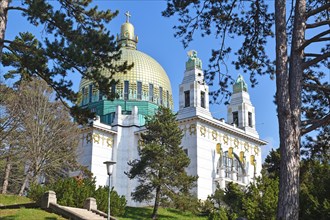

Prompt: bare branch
[301,114,330,136]
[299,29,330,51]
[306,3,330,18]
[7,6,28,12]
[306,20,330,29]
[304,53,323,57]
[303,52,330,69]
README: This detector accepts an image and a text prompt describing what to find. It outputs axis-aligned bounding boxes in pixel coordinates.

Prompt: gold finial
[125,11,131,23]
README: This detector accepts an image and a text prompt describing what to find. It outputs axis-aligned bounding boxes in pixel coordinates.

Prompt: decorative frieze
[81,132,113,148]
[180,122,261,160]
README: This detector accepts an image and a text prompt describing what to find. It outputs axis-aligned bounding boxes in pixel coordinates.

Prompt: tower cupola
[227,75,258,137]
[177,50,212,120]
[117,11,138,49]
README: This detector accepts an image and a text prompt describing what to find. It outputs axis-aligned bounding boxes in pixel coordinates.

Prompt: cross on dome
[125,11,131,23]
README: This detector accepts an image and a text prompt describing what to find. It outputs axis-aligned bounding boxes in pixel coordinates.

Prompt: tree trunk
[151,186,161,220]
[18,174,29,196]
[276,0,306,219]
[1,156,11,194]
[0,0,9,61]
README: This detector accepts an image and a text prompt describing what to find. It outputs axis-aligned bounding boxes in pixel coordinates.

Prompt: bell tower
[227,75,258,137]
[177,50,212,120]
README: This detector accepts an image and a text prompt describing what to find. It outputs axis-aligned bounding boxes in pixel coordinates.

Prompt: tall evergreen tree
[0,0,132,123]
[163,1,329,218]
[126,106,197,219]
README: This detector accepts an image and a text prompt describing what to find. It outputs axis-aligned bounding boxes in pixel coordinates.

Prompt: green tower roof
[233,75,248,93]
[185,50,202,71]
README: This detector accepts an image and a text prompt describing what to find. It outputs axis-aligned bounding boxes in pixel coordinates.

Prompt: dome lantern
[117,11,138,49]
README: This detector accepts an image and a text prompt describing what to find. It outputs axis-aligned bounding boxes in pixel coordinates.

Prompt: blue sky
[4,0,279,160]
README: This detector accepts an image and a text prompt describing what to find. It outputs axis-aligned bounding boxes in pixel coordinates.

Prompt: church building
[76,14,267,206]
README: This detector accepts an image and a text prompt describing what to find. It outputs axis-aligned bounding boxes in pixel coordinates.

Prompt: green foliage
[163,0,275,101]
[263,148,280,179]
[120,206,207,220]
[242,172,278,220]
[300,160,330,220]
[126,106,198,217]
[95,186,127,216]
[1,0,132,123]
[27,177,126,216]
[204,176,278,220]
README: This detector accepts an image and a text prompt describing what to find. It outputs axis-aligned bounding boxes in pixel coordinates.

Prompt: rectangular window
[124,81,129,100]
[159,87,163,105]
[99,90,103,101]
[82,87,85,105]
[248,112,252,127]
[166,91,169,108]
[233,111,239,127]
[137,81,142,100]
[201,91,205,108]
[88,84,93,103]
[184,149,188,155]
[149,83,154,102]
[184,90,190,107]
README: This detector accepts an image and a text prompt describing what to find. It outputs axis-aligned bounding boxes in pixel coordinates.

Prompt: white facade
[76,51,267,206]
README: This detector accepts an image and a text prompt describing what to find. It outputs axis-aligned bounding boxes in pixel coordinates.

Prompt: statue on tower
[186,50,202,71]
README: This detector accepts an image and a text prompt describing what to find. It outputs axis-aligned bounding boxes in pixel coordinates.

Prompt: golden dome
[79,12,173,108]
[106,47,173,96]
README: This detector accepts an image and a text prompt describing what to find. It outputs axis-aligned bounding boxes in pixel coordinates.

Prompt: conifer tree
[126,106,198,219]
[0,0,132,123]
[163,1,329,218]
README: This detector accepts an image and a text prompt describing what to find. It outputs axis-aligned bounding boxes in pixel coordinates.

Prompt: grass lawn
[118,206,208,220]
[0,194,66,220]
[0,195,32,206]
[0,208,67,220]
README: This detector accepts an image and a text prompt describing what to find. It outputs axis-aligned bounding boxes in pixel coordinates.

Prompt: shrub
[27,177,127,216]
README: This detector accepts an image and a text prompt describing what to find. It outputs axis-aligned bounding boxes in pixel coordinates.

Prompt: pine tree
[163,1,329,218]
[0,1,132,123]
[126,106,198,219]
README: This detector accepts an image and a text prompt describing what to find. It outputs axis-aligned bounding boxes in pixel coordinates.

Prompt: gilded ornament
[106,137,113,148]
[254,146,259,155]
[244,142,249,152]
[233,138,239,148]
[189,124,196,135]
[239,151,245,163]
[250,155,256,166]
[228,147,233,159]
[212,130,218,141]
[223,135,229,144]
[92,133,100,144]
[200,126,206,137]
[216,143,222,155]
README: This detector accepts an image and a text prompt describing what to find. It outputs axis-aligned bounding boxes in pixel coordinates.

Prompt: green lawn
[0,208,67,220]
[118,206,208,220]
[0,194,66,220]
[0,195,32,206]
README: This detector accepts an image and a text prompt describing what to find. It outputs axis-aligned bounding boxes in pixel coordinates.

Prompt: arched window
[217,151,246,183]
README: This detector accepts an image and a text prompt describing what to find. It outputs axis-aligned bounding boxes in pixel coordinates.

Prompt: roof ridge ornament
[185,50,202,71]
[117,11,138,49]
[125,11,131,23]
